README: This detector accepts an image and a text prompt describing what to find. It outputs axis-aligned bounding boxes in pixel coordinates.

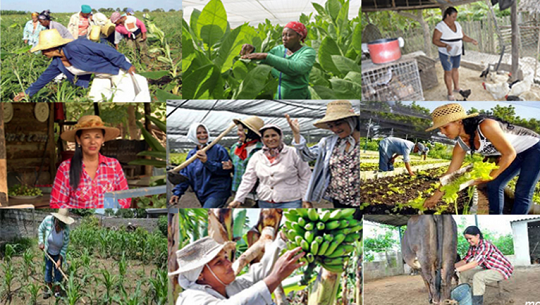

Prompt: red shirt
[463,239,513,279]
[50,154,131,208]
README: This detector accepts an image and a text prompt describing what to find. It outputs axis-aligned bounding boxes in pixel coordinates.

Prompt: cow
[401,215,457,304]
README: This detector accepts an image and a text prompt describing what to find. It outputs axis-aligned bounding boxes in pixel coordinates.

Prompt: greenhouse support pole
[364,118,371,153]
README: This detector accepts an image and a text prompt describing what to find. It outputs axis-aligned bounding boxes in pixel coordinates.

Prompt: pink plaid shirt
[463,239,513,279]
[50,154,131,208]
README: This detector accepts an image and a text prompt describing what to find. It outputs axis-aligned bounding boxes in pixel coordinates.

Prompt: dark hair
[261,127,282,137]
[443,7,458,20]
[239,123,261,142]
[69,129,105,190]
[463,226,483,239]
[39,10,52,21]
[55,218,66,230]
[462,115,514,155]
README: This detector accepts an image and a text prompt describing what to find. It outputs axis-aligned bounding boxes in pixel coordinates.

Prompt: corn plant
[61,273,87,305]
[24,282,41,305]
[0,260,15,303]
[148,269,168,305]
[121,281,145,305]
[99,269,120,304]
[22,248,35,281]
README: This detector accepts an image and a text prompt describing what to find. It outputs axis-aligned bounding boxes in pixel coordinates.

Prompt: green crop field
[0,11,181,102]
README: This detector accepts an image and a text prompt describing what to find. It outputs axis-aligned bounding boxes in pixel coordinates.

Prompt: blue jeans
[487,142,540,214]
[378,146,394,171]
[44,253,62,283]
[439,52,461,71]
[201,195,229,208]
[258,199,302,208]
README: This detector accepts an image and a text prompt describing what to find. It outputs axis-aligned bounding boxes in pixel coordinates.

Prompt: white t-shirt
[435,21,463,56]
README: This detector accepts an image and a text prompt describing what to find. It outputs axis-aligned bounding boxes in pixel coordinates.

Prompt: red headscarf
[285,21,307,42]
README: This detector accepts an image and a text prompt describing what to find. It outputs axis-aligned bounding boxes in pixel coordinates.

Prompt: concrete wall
[511,221,532,266]
[364,250,405,280]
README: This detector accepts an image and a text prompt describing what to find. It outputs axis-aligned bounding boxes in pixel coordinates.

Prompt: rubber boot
[472,295,483,305]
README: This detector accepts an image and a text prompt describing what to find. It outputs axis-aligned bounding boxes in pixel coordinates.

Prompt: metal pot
[362,37,405,64]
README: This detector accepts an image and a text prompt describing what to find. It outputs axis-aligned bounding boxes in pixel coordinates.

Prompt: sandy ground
[423,62,540,102]
[364,266,540,305]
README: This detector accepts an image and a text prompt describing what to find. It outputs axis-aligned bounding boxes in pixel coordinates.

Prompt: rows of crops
[0,217,167,304]
[1,11,181,102]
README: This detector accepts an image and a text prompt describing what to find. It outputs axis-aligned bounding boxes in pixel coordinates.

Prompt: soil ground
[364,265,540,305]
[4,253,158,304]
[423,63,540,102]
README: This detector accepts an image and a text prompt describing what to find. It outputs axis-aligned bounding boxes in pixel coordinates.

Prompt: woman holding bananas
[287,100,360,208]
[228,124,311,208]
[170,230,305,304]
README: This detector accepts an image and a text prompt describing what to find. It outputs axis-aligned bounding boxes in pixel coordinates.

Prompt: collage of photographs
[1,0,540,304]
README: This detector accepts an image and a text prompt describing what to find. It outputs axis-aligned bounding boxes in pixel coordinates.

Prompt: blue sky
[1,0,180,13]
[401,101,540,121]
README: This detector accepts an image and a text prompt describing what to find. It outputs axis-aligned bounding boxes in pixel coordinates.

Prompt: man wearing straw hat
[38,209,75,299]
[170,230,305,304]
[286,100,360,207]
[378,137,427,176]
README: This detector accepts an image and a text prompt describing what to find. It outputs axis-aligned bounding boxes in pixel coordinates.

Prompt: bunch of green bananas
[282,209,361,273]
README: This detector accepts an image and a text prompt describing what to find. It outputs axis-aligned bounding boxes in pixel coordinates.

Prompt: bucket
[451,283,472,305]
[89,25,101,41]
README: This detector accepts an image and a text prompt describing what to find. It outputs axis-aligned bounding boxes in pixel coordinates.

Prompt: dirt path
[364,266,540,304]
[423,62,540,102]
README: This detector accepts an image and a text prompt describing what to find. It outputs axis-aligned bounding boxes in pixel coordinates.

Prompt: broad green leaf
[139,71,169,80]
[318,37,342,76]
[352,24,362,53]
[312,86,337,99]
[308,86,322,99]
[214,25,257,73]
[332,55,361,76]
[190,9,202,39]
[309,67,330,87]
[232,210,247,238]
[146,115,167,133]
[232,60,249,80]
[336,0,350,35]
[312,3,327,17]
[329,78,362,99]
[136,150,167,159]
[183,64,219,98]
[325,0,341,22]
[233,64,273,99]
[128,159,167,167]
[345,71,362,85]
[136,121,165,153]
[197,0,228,47]
[155,89,181,103]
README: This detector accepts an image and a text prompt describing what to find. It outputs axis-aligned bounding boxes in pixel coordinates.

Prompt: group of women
[170,100,360,208]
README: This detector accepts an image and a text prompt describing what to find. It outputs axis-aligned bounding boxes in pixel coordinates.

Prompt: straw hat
[31,29,73,53]
[61,115,120,142]
[313,100,359,129]
[168,237,236,276]
[425,103,479,132]
[233,116,265,137]
[51,209,75,225]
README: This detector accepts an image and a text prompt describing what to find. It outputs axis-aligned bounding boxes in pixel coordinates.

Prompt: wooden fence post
[0,104,7,206]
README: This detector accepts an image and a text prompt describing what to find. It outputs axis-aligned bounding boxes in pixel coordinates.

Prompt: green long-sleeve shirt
[262,45,316,99]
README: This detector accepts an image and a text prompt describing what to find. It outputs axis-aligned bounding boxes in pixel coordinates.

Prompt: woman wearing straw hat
[13,29,150,102]
[170,231,305,304]
[455,226,513,305]
[170,123,233,208]
[37,10,75,39]
[50,115,131,208]
[286,100,360,208]
[424,103,540,214]
[240,22,316,99]
[23,12,46,47]
[228,124,311,208]
[38,209,75,299]
[222,116,265,207]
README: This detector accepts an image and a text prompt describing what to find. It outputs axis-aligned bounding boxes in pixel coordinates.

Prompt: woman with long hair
[424,103,540,213]
[50,115,130,208]
[455,226,513,305]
